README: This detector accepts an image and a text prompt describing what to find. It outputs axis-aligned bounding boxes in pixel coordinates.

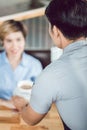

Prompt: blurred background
[0,0,63,62]
[0,0,53,50]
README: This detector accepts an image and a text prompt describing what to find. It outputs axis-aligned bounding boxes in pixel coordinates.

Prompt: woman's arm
[0,98,16,109]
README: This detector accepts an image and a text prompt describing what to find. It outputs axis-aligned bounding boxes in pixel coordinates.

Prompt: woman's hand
[0,98,16,109]
[12,96,28,111]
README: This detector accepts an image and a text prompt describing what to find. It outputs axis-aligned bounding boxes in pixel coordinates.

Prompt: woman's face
[3,31,25,58]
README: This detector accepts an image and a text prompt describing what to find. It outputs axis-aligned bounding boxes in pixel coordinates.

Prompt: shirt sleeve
[29,67,56,114]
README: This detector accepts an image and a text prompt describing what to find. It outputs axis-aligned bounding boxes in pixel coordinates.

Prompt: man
[13,0,87,130]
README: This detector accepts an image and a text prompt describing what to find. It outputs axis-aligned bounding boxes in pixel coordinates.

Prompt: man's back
[55,40,87,130]
[30,40,87,130]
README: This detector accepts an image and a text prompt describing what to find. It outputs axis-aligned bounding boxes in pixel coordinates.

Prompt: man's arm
[12,96,46,125]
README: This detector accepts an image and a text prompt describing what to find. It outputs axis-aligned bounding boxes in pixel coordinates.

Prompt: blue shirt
[30,40,87,130]
[0,51,42,100]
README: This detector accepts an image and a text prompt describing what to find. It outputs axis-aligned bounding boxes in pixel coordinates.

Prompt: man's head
[45,0,87,40]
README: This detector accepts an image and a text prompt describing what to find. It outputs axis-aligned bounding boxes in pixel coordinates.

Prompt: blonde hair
[0,20,28,45]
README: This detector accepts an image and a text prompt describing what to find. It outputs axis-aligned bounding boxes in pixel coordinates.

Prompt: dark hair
[45,0,87,40]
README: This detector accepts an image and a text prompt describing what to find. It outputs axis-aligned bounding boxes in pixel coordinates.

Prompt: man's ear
[53,25,59,37]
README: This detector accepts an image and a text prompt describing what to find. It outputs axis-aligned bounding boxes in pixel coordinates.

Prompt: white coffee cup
[13,80,33,102]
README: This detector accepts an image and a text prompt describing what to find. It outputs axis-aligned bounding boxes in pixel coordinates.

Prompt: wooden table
[0,104,64,130]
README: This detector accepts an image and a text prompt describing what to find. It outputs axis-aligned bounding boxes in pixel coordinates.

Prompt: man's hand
[12,96,28,111]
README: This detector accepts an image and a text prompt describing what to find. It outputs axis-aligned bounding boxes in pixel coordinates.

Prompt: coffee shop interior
[0,0,64,130]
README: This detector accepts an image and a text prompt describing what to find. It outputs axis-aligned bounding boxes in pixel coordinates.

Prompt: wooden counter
[0,104,64,130]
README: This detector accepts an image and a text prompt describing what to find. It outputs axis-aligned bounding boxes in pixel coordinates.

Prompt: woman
[0,20,42,105]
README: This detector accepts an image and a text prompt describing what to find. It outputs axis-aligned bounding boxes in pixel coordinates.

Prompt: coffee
[21,85,32,89]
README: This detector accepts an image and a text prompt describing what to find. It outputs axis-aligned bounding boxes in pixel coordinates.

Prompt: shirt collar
[1,51,29,67]
[1,51,9,64]
[20,52,29,67]
[63,39,87,54]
